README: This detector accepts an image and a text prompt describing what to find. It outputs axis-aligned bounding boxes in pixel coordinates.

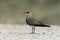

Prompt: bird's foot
[30,32,35,34]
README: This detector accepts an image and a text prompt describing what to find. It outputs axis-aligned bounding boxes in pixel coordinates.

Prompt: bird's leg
[31,27,35,34]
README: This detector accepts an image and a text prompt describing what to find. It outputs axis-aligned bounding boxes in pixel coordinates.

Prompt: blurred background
[0,0,60,25]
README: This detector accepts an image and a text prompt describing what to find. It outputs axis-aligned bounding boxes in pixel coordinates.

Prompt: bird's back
[26,17,43,25]
[26,17,50,27]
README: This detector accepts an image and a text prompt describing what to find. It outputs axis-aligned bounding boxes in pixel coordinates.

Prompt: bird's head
[24,12,32,18]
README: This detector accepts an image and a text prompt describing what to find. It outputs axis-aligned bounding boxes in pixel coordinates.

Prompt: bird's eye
[26,12,30,13]
[24,12,30,14]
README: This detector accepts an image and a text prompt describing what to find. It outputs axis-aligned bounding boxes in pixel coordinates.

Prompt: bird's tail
[34,24,50,27]
[40,25,50,27]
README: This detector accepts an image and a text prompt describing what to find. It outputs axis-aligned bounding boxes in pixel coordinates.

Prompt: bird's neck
[26,15,33,19]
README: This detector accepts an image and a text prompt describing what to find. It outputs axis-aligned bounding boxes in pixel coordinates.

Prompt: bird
[24,11,50,34]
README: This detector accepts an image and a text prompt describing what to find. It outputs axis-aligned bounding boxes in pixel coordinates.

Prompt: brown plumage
[24,12,50,34]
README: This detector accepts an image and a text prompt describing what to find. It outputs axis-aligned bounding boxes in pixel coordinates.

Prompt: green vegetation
[0,0,60,25]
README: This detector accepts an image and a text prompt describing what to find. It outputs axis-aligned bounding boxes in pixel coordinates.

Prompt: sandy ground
[0,24,60,40]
